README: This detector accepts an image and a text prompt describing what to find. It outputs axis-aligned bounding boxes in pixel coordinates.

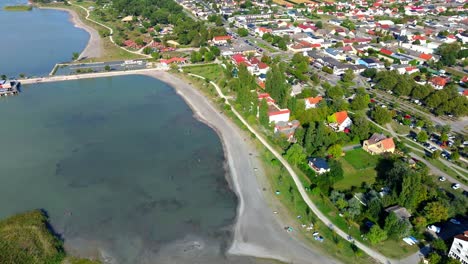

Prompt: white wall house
[269,109,290,123]
[448,231,468,264]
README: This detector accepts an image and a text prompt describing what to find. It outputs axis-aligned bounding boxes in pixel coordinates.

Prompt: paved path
[187,73,397,264]
[343,144,361,152]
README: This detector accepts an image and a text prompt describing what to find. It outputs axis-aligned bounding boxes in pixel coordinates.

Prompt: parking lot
[54,60,149,76]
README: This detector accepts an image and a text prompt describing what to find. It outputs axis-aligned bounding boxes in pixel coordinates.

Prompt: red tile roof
[213,35,232,41]
[419,53,432,60]
[380,48,393,56]
[334,111,349,125]
[232,54,247,64]
[381,138,395,150]
[430,76,447,87]
[269,109,290,116]
[412,35,426,41]
[306,96,323,105]
[160,57,186,64]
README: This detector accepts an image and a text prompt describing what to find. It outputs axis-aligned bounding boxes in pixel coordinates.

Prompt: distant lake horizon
[0,0,88,77]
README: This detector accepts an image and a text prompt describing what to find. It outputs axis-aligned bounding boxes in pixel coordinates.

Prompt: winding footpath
[68,1,151,58]
[187,73,400,264]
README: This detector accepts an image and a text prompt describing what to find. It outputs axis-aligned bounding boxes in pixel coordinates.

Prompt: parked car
[452,183,461,190]
[427,225,441,233]
[439,176,446,182]
[450,219,461,225]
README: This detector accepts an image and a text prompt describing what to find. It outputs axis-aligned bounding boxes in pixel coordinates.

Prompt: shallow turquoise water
[0,0,88,77]
[0,75,238,263]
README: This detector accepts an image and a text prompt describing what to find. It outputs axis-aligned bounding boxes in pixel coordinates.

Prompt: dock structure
[0,80,20,97]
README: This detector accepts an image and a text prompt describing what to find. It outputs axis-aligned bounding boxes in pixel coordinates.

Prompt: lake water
[0,2,271,264]
[0,0,88,77]
[0,75,255,263]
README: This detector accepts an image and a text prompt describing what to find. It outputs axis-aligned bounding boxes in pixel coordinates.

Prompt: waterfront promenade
[18,67,167,85]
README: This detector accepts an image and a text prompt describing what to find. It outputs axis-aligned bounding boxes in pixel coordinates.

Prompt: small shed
[385,205,411,220]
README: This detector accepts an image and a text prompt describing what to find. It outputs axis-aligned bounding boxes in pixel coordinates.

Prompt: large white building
[448,231,468,264]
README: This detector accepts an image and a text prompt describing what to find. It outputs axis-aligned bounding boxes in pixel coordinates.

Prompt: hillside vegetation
[0,210,99,264]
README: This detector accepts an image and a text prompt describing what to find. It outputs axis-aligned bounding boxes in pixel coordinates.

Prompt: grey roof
[385,205,412,219]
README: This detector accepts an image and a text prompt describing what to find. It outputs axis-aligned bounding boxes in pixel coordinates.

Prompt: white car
[427,225,441,233]
[439,176,446,182]
[452,183,460,190]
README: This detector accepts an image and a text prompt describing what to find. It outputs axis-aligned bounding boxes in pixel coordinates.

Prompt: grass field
[4,5,32,11]
[0,210,100,264]
[343,149,380,170]
[182,64,225,84]
[334,149,379,190]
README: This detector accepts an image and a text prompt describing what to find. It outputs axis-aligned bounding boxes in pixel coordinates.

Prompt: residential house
[448,231,468,264]
[342,38,372,46]
[363,133,395,155]
[385,205,412,220]
[391,64,419,75]
[255,27,272,37]
[231,54,269,76]
[258,93,290,123]
[212,35,232,45]
[274,120,300,142]
[328,111,352,132]
[418,53,433,62]
[429,76,448,90]
[305,96,323,109]
[307,157,330,175]
[357,58,385,69]
[159,57,187,66]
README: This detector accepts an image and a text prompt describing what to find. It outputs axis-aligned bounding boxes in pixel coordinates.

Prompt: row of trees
[369,70,468,116]
[261,33,289,51]
[190,46,220,63]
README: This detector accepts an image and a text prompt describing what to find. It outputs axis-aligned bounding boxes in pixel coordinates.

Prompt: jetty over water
[18,67,168,85]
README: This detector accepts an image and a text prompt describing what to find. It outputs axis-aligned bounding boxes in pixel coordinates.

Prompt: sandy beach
[37,6,102,59]
[144,71,340,264]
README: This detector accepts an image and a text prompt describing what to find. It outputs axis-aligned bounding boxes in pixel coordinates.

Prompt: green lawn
[342,149,380,170]
[182,64,224,84]
[334,149,379,191]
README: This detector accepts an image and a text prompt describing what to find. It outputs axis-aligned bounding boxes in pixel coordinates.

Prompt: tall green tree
[384,212,412,239]
[371,107,393,125]
[259,99,269,127]
[265,64,289,108]
[284,144,306,165]
[424,201,449,223]
[367,225,387,245]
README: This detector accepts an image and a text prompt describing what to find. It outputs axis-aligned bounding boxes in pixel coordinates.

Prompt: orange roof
[430,76,447,87]
[213,35,232,41]
[334,111,348,125]
[306,96,323,105]
[380,138,395,150]
[419,53,432,60]
[258,81,265,89]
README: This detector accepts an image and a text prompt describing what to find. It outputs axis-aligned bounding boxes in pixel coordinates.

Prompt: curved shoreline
[37,5,102,59]
[143,71,340,264]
